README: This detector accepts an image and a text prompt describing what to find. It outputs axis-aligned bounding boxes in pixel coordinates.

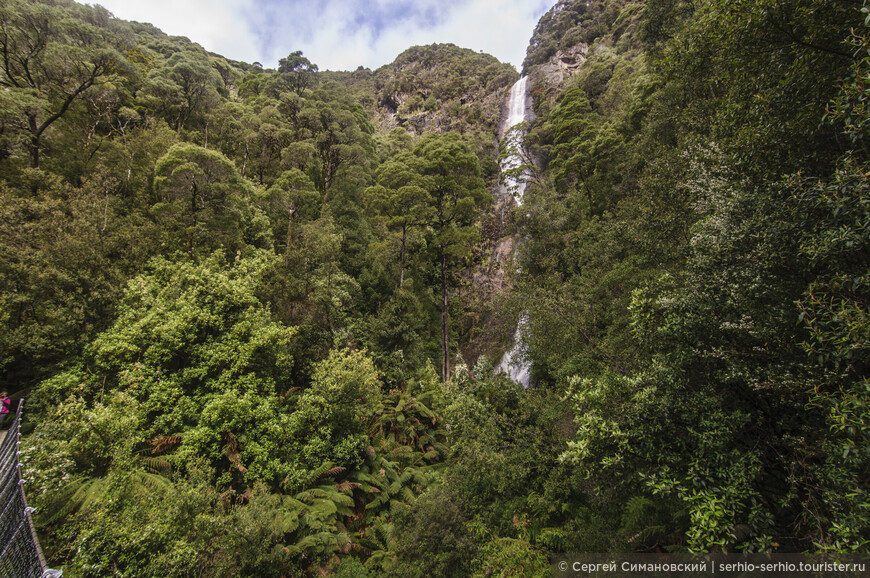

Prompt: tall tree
[138,49,222,132]
[152,142,250,254]
[367,153,431,289]
[413,133,488,380]
[0,0,129,174]
[278,50,319,96]
[301,98,369,209]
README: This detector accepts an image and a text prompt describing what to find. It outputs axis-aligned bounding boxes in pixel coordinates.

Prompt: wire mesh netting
[0,400,62,578]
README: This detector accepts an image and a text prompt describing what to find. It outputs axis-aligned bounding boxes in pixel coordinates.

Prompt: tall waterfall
[495,76,532,387]
[497,312,531,387]
[499,76,530,206]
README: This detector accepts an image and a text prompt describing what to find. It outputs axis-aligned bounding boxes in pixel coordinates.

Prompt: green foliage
[153,142,259,254]
[517,0,870,556]
[793,158,870,551]
[373,43,517,146]
[525,0,642,70]
[412,132,489,379]
[278,50,319,95]
[284,348,383,485]
[386,485,477,578]
[5,0,870,573]
[139,48,223,132]
[472,537,549,578]
[0,173,161,389]
[262,168,320,250]
[32,250,297,486]
[0,0,133,172]
[652,0,858,178]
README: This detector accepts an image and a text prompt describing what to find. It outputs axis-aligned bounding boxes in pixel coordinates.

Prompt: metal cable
[0,400,62,577]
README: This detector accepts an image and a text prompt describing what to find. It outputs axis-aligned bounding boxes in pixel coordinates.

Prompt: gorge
[0,0,866,575]
[495,76,533,387]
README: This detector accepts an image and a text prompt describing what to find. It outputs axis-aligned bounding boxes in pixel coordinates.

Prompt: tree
[263,168,320,251]
[367,153,432,289]
[283,348,383,488]
[0,0,130,175]
[33,251,298,487]
[0,169,161,391]
[413,133,488,380]
[651,0,858,178]
[138,49,222,132]
[301,97,370,208]
[152,142,251,254]
[546,87,600,213]
[278,50,319,96]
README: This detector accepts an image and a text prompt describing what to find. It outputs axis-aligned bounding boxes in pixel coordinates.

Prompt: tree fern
[368,391,448,467]
[37,477,111,526]
[617,495,684,552]
[142,456,172,476]
[37,468,171,526]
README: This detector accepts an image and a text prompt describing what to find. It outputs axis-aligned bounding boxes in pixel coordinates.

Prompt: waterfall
[495,76,532,387]
[496,312,531,386]
[499,76,529,206]
[505,75,528,130]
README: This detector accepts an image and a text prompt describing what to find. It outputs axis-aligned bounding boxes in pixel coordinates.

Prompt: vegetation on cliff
[516,0,868,555]
[0,0,866,575]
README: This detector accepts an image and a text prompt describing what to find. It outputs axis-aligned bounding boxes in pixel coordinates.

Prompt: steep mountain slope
[507,0,869,555]
[3,0,868,574]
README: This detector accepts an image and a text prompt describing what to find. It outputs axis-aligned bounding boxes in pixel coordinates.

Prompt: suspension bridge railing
[0,399,62,578]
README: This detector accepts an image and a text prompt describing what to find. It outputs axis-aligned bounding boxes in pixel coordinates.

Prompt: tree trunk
[29,135,39,194]
[241,142,249,178]
[579,171,594,216]
[441,249,449,382]
[286,206,295,250]
[28,115,40,192]
[189,180,198,255]
[29,137,39,169]
[399,224,407,290]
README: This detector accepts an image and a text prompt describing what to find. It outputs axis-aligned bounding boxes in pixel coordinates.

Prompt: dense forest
[0,0,867,575]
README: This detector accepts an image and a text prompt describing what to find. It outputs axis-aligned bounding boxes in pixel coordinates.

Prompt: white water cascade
[498,76,530,206]
[497,312,531,387]
[495,76,532,387]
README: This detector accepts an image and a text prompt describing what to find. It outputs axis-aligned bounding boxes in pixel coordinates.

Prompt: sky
[92,0,557,72]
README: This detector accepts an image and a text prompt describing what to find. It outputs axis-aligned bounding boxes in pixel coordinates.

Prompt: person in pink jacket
[0,392,10,429]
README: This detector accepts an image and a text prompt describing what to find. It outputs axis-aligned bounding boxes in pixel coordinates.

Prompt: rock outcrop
[371,43,518,139]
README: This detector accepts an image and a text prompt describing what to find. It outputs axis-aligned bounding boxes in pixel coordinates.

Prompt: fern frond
[349,541,371,555]
[400,486,415,502]
[37,477,108,526]
[304,462,347,486]
[36,471,169,527]
[142,456,172,476]
[131,470,172,494]
[146,435,182,455]
[320,466,346,480]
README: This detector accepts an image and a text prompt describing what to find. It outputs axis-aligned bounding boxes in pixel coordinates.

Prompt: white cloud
[285,0,553,71]
[90,0,556,71]
[94,0,262,62]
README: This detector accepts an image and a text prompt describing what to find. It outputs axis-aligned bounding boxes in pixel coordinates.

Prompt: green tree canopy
[153,142,258,254]
[0,0,131,173]
[278,50,319,95]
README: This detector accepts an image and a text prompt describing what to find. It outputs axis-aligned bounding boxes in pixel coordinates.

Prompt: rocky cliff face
[534,43,589,88]
[468,0,649,373]
[522,0,643,101]
[371,44,518,140]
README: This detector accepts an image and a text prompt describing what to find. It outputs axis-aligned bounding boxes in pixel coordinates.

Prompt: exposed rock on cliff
[523,0,643,98]
[536,43,589,87]
[371,44,518,140]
